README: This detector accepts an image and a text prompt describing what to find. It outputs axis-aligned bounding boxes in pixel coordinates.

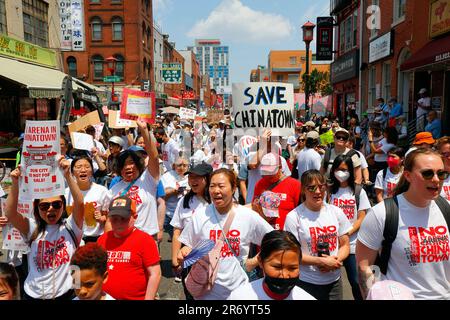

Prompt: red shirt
[97,228,160,300]
[252,177,301,230]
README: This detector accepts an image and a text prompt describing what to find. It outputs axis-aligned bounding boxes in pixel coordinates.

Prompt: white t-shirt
[375,168,402,199]
[297,148,322,180]
[161,170,188,216]
[284,203,352,285]
[357,194,450,300]
[374,138,395,162]
[356,150,368,170]
[162,139,180,173]
[170,195,209,230]
[417,97,431,118]
[228,278,316,300]
[440,176,450,201]
[73,293,115,300]
[24,215,83,299]
[330,187,371,254]
[178,204,274,300]
[94,140,106,155]
[109,170,159,236]
[65,183,111,238]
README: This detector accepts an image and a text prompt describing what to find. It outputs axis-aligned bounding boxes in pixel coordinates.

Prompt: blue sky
[154,0,331,84]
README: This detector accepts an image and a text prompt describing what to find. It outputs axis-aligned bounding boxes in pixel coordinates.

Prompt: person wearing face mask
[284,170,352,300]
[328,155,371,300]
[153,127,181,173]
[228,230,316,300]
[252,153,302,231]
[375,147,405,203]
[437,137,450,201]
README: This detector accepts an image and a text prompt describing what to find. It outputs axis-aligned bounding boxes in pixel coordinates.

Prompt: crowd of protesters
[0,90,449,301]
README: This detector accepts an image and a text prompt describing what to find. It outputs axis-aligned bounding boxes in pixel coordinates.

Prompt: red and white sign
[179,107,196,120]
[1,198,33,252]
[120,88,156,124]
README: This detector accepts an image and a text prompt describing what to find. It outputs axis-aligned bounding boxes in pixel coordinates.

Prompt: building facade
[180,49,201,109]
[163,35,184,104]
[153,20,164,106]
[61,0,154,97]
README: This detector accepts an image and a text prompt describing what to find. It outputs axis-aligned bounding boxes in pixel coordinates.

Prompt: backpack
[184,209,235,299]
[376,196,450,275]
[323,148,360,170]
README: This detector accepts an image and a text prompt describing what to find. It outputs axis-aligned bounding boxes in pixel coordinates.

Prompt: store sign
[316,17,334,61]
[369,31,394,63]
[58,0,85,51]
[429,0,450,38]
[141,79,151,92]
[0,34,56,68]
[331,50,359,84]
[162,63,182,84]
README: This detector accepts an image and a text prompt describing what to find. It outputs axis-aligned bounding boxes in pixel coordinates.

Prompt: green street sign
[103,75,122,82]
[162,63,182,84]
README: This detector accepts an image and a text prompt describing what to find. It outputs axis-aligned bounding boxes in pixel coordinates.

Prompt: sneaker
[174,276,182,283]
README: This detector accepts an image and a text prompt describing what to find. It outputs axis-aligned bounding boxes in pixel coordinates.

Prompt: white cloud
[187,0,294,44]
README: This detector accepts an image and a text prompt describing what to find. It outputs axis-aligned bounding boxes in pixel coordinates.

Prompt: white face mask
[334,170,350,183]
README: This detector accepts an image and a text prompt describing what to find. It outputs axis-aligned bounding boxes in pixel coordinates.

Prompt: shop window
[368,67,377,107]
[67,56,77,77]
[112,17,123,40]
[91,17,102,40]
[276,75,283,82]
[22,0,48,47]
[339,10,358,55]
[114,54,124,79]
[92,55,104,80]
[290,57,297,65]
[383,63,391,102]
[0,0,6,34]
[147,27,151,49]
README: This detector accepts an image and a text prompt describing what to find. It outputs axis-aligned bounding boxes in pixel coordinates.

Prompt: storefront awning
[0,56,104,99]
[400,35,450,71]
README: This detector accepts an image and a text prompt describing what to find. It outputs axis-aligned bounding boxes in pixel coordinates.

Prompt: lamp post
[180,88,185,108]
[302,21,315,120]
[105,56,118,104]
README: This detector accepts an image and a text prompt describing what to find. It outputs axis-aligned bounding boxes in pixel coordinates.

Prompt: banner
[232,82,295,136]
[1,199,33,252]
[108,110,137,129]
[20,121,64,199]
[179,107,196,120]
[162,63,182,84]
[120,88,156,124]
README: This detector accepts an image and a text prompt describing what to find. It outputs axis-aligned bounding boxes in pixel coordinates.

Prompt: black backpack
[376,196,450,275]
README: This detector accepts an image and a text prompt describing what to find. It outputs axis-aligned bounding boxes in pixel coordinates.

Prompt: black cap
[108,196,136,218]
[185,162,213,176]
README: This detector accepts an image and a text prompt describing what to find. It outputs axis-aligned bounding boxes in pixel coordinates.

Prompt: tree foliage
[301,69,333,97]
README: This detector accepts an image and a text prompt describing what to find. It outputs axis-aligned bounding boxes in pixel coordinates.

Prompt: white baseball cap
[260,153,281,176]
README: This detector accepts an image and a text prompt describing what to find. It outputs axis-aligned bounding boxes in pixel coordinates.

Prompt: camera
[317,241,330,257]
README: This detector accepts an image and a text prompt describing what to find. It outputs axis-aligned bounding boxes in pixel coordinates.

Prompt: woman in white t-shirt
[436,137,450,201]
[228,230,315,300]
[170,162,212,298]
[107,120,160,238]
[375,147,405,203]
[368,126,398,173]
[177,168,273,300]
[65,155,111,243]
[284,169,352,300]
[328,155,371,300]
[357,148,450,300]
[5,157,84,300]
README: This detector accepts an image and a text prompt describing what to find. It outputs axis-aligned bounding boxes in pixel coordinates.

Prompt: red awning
[401,35,450,71]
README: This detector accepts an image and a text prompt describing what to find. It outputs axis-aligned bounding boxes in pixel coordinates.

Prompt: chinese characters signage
[162,63,183,84]
[58,0,85,51]
[316,17,334,61]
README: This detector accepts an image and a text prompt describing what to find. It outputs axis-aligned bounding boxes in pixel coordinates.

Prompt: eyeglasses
[306,183,327,193]
[419,169,449,181]
[441,152,450,159]
[38,200,63,211]
[335,136,348,141]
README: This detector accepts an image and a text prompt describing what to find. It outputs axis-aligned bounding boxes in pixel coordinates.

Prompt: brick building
[163,35,185,105]
[61,0,154,97]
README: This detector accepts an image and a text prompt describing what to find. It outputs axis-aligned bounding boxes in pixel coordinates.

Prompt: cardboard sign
[232,82,295,136]
[108,110,137,129]
[72,132,95,151]
[179,107,196,120]
[20,120,64,198]
[68,110,101,136]
[120,88,156,124]
[66,202,96,227]
[206,109,224,124]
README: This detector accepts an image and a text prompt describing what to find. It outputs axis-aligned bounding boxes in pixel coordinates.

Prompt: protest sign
[320,129,334,145]
[20,120,64,199]
[120,88,156,124]
[1,198,33,252]
[232,82,295,136]
[93,122,105,141]
[68,111,101,136]
[0,184,4,198]
[108,110,137,129]
[206,109,224,124]
[66,202,96,227]
[72,132,95,151]
[179,107,196,120]
[237,135,258,159]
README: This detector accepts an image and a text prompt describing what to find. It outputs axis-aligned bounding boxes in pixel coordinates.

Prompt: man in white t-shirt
[154,127,181,173]
[416,88,431,132]
[297,131,322,180]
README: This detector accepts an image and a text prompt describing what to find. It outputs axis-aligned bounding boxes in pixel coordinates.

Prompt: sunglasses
[420,170,449,181]
[298,139,305,142]
[335,136,348,141]
[38,200,63,211]
[306,183,327,193]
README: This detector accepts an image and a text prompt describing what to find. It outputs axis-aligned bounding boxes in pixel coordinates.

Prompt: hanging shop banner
[369,31,394,63]
[179,107,196,120]
[316,17,334,61]
[58,0,72,50]
[120,88,156,124]
[20,121,64,199]
[232,82,295,136]
[1,199,33,253]
[70,0,86,51]
[162,63,183,84]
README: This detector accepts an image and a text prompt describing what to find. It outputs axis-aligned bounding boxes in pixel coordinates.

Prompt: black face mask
[264,275,297,295]
[156,137,164,144]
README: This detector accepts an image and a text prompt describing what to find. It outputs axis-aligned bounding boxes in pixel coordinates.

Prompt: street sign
[316,17,334,61]
[162,63,182,84]
[103,75,122,82]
